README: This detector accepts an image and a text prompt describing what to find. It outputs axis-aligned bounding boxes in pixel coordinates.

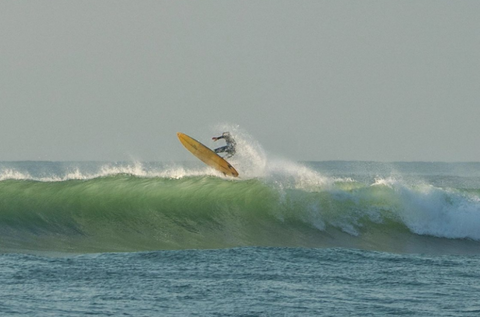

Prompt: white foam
[372,177,480,241]
[0,169,33,181]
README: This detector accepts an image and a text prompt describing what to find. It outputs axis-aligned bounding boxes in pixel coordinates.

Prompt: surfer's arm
[212,135,224,141]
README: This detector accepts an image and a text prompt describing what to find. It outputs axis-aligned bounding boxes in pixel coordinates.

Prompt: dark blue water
[2,248,480,316]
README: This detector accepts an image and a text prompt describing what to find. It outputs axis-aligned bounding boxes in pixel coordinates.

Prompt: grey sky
[1,1,479,162]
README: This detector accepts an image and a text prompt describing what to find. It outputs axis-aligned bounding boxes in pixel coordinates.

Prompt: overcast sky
[1,1,479,162]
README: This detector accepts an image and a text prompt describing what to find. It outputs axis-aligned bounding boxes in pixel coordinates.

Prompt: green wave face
[1,175,480,255]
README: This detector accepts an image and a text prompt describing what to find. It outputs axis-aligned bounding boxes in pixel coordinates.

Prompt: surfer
[212,132,236,158]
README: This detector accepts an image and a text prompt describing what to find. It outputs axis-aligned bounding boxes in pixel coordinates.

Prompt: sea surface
[1,158,480,316]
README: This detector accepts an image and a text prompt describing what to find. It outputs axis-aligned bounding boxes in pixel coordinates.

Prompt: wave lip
[387,179,480,240]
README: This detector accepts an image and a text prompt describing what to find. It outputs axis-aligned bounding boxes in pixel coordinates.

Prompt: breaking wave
[1,165,480,255]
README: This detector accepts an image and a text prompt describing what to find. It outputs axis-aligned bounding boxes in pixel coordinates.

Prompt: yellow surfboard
[177,132,239,177]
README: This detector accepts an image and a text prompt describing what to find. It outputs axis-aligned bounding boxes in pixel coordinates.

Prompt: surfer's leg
[214,146,228,154]
[224,150,235,159]
[225,145,235,158]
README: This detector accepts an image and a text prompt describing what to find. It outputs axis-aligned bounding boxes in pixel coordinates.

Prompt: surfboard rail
[177,132,239,177]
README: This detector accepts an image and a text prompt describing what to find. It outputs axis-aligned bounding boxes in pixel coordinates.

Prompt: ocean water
[1,154,480,315]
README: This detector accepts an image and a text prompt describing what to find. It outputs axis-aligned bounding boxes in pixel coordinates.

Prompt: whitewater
[2,130,480,316]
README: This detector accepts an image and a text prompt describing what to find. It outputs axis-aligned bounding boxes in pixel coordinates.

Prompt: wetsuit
[213,132,236,158]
